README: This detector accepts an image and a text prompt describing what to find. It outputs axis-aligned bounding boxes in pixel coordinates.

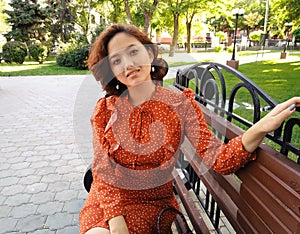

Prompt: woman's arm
[242,97,300,153]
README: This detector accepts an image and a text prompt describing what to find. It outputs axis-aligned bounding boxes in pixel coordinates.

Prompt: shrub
[227,46,233,53]
[249,30,263,42]
[29,43,49,64]
[214,45,222,52]
[70,45,89,70]
[2,41,27,64]
[56,45,89,70]
[56,51,73,67]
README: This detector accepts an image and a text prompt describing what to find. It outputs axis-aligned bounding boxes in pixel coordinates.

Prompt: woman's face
[107,32,154,88]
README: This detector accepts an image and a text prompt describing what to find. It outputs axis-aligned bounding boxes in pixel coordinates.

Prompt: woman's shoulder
[92,95,117,120]
[157,85,194,102]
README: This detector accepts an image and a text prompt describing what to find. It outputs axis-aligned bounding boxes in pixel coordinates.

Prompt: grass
[0,56,91,76]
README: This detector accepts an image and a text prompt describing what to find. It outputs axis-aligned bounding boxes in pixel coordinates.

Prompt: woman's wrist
[242,122,267,153]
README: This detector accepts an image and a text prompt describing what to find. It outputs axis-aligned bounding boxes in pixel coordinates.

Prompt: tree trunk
[169,12,179,57]
[124,0,132,23]
[144,12,151,35]
[186,22,191,53]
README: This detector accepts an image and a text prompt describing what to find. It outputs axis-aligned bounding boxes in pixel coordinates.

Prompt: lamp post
[231,8,245,60]
[227,8,245,70]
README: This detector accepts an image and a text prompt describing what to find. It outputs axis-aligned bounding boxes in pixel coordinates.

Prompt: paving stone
[10,162,30,170]
[63,199,85,214]
[37,201,64,215]
[1,184,26,196]
[0,176,19,187]
[56,225,80,234]
[18,175,42,185]
[31,228,56,234]
[14,168,37,177]
[9,203,39,218]
[40,173,62,183]
[4,193,32,206]
[55,190,79,201]
[25,183,48,194]
[45,212,74,230]
[0,205,12,218]
[15,215,47,233]
[47,181,70,193]
[29,161,50,169]
[30,191,55,204]
[0,217,18,233]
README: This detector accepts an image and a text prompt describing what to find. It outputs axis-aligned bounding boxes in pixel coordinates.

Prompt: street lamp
[231,8,245,61]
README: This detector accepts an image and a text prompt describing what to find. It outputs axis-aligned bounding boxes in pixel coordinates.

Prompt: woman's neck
[128,80,156,107]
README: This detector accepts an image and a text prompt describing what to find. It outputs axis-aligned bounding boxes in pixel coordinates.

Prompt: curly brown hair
[88,23,168,96]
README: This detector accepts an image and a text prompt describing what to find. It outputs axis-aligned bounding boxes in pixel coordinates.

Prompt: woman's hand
[242,97,300,153]
[258,97,300,133]
[108,215,130,234]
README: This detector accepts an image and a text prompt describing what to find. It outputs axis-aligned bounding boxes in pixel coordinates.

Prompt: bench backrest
[172,62,300,233]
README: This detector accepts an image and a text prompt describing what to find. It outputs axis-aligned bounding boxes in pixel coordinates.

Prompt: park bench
[170,62,300,233]
[83,62,300,233]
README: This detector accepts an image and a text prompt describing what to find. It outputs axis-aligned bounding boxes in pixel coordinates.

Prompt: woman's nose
[123,55,134,70]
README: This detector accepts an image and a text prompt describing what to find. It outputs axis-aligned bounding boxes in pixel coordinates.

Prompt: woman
[80,23,299,234]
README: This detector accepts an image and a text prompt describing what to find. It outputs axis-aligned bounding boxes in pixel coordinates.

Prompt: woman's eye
[130,49,138,56]
[112,58,121,65]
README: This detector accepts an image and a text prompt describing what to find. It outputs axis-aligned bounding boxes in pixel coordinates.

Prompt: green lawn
[0,56,91,76]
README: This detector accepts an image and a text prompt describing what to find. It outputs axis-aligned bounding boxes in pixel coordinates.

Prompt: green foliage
[28,42,49,64]
[227,46,233,53]
[214,45,223,52]
[3,0,52,43]
[56,45,89,70]
[2,41,27,64]
[249,30,262,42]
[215,31,227,42]
[292,28,300,39]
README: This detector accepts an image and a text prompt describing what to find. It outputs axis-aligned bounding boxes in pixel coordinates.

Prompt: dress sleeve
[90,97,126,222]
[182,88,256,175]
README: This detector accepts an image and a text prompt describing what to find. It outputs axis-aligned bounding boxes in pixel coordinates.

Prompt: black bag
[158,206,193,234]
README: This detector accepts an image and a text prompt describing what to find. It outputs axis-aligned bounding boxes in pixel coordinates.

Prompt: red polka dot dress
[79,84,255,233]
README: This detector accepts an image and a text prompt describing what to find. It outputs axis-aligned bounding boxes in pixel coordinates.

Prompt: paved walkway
[0,51,298,233]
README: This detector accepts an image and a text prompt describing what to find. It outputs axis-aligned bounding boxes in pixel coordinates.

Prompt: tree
[244,12,264,32]
[45,0,75,43]
[269,0,300,38]
[3,0,52,43]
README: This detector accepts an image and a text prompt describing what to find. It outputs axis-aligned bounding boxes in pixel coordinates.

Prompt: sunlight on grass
[262,68,282,72]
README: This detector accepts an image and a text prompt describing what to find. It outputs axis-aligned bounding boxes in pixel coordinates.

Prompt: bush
[56,45,89,70]
[70,45,89,70]
[29,43,49,64]
[214,45,222,52]
[2,41,27,64]
[249,30,263,42]
[56,51,73,67]
[227,46,233,53]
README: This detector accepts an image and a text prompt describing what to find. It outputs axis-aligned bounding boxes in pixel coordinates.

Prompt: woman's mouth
[126,69,140,78]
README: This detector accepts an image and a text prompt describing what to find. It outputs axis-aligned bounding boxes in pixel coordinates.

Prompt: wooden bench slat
[237,160,300,218]
[239,177,297,233]
[173,174,211,234]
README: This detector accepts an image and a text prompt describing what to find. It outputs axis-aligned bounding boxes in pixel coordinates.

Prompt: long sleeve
[182,88,256,175]
[90,97,126,222]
